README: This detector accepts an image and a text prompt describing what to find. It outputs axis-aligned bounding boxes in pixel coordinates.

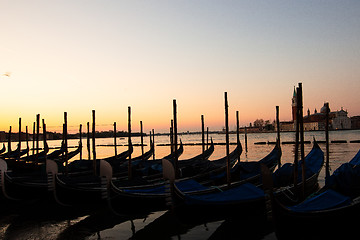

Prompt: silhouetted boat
[272,140,324,204]
[131,140,203,179]
[0,144,6,155]
[0,144,29,160]
[0,142,82,201]
[167,141,322,223]
[108,141,217,214]
[50,160,112,209]
[67,143,133,174]
[51,143,168,208]
[0,159,49,201]
[110,143,268,212]
[208,142,281,186]
[19,142,50,162]
[272,149,360,240]
[163,155,267,223]
[7,143,81,174]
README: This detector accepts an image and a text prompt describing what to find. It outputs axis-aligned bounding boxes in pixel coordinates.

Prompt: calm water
[1,130,359,239]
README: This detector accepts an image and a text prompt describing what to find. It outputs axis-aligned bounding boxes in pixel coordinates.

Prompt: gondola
[19,142,50,162]
[176,140,278,188]
[112,142,156,175]
[107,141,243,214]
[130,140,204,179]
[207,142,281,186]
[0,141,82,201]
[0,144,16,158]
[0,158,49,201]
[45,142,67,160]
[168,140,322,223]
[0,144,6,155]
[6,143,50,172]
[0,143,29,159]
[108,141,185,185]
[6,142,81,174]
[272,149,360,240]
[1,145,30,170]
[50,143,165,208]
[163,152,266,223]
[66,143,134,174]
[272,140,324,204]
[50,159,112,208]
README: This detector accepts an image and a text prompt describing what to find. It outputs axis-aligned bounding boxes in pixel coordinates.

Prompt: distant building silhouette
[0,131,5,142]
[277,87,352,131]
[351,116,360,129]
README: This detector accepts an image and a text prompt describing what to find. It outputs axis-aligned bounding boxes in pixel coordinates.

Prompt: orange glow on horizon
[1,2,359,134]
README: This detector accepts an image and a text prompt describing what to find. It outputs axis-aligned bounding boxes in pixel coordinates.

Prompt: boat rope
[281,187,298,202]
[210,186,223,192]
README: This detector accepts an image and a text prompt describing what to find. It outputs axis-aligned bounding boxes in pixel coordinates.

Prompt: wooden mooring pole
[236,111,240,163]
[293,86,300,197]
[206,127,209,150]
[79,124,82,161]
[298,83,306,200]
[152,129,155,160]
[224,92,231,185]
[7,126,11,158]
[36,114,40,162]
[276,106,281,168]
[149,130,153,155]
[92,110,96,175]
[113,122,117,156]
[170,120,174,156]
[26,126,29,157]
[18,118,21,160]
[128,106,132,180]
[245,126,248,153]
[140,121,144,158]
[87,122,91,161]
[201,115,205,160]
[32,122,35,156]
[42,119,47,162]
[173,99,179,178]
[325,102,330,178]
[64,112,68,174]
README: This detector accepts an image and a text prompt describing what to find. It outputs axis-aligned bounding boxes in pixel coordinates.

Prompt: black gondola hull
[273,196,360,239]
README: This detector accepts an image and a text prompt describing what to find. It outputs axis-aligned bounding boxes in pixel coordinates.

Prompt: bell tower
[291,87,297,122]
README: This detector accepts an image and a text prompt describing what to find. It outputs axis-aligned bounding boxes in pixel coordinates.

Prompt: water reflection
[0,201,89,240]
[0,206,276,240]
[208,217,273,240]
[130,210,197,239]
[57,209,150,240]
[130,209,273,240]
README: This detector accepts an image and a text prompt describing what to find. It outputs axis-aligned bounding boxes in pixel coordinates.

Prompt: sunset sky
[1,1,359,133]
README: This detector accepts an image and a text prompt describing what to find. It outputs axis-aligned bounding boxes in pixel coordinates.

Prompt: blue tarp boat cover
[209,161,262,181]
[272,163,294,187]
[273,144,324,187]
[325,163,360,197]
[288,189,351,212]
[288,149,360,213]
[123,179,209,194]
[349,149,360,165]
[184,183,264,205]
[176,179,209,192]
[259,145,282,166]
[151,163,163,172]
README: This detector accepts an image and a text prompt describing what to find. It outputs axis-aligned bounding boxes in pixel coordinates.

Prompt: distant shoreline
[1,128,359,143]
